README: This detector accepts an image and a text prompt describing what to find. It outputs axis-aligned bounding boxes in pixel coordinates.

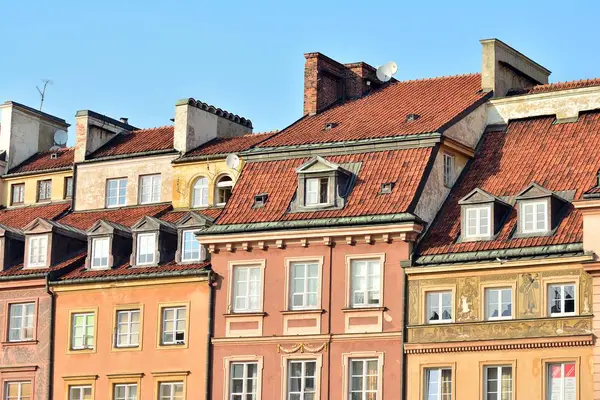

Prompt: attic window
[215,175,233,206]
[253,193,268,208]
[405,113,420,122]
[305,177,329,205]
[520,200,548,234]
[323,122,338,131]
[380,182,394,194]
[50,153,58,159]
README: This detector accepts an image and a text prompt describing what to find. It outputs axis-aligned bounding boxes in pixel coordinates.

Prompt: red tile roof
[418,110,600,257]
[216,148,433,225]
[57,204,171,231]
[179,131,279,159]
[58,260,209,281]
[0,202,70,229]
[88,126,175,160]
[0,252,86,278]
[257,74,488,148]
[160,208,223,223]
[7,148,74,175]
[508,78,600,96]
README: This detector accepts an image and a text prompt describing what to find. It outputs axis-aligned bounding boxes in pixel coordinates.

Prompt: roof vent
[253,193,268,208]
[405,113,420,122]
[380,182,395,194]
[323,122,338,131]
[50,153,58,159]
[120,117,129,124]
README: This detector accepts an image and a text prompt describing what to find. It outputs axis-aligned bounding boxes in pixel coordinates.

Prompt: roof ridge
[130,125,174,132]
[394,72,480,85]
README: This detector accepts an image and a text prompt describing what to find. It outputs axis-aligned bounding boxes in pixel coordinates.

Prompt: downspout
[45,275,55,400]
[401,248,414,400]
[327,245,333,400]
[205,270,214,400]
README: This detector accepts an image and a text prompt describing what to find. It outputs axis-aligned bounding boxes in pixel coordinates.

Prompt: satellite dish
[225,153,240,169]
[376,61,398,83]
[53,130,68,146]
[49,145,61,151]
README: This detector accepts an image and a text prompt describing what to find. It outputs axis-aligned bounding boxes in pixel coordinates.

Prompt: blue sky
[1,0,598,145]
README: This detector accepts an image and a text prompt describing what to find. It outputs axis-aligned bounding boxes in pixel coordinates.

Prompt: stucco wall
[51,279,210,399]
[75,154,176,211]
[2,170,72,207]
[443,103,488,149]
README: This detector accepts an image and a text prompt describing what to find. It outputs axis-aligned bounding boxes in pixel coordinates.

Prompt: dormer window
[216,175,233,206]
[182,230,202,262]
[253,193,268,208]
[305,177,329,205]
[459,188,510,242]
[174,212,212,264]
[91,237,109,269]
[28,235,47,267]
[465,206,491,238]
[521,200,548,233]
[516,183,565,236]
[136,233,156,265]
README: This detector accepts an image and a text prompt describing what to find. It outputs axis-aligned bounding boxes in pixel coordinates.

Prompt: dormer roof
[175,212,214,228]
[23,217,86,240]
[131,215,176,234]
[458,188,508,206]
[516,182,556,200]
[87,219,132,237]
[295,156,348,174]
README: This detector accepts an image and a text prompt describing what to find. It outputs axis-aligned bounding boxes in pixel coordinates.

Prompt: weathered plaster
[2,170,72,207]
[443,103,488,149]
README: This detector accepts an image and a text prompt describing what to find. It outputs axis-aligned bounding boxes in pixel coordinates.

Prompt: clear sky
[1,0,598,145]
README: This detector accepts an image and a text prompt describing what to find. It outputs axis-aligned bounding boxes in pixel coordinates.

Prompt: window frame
[67,308,98,353]
[304,177,329,206]
[483,365,513,400]
[3,380,32,400]
[215,175,233,206]
[342,352,383,400]
[423,367,453,400]
[229,361,259,400]
[181,229,203,262]
[484,287,513,321]
[347,255,384,309]
[106,178,128,208]
[114,309,141,349]
[138,174,162,205]
[425,291,454,324]
[7,302,36,342]
[136,233,156,266]
[67,385,93,400]
[520,199,549,234]
[64,176,74,199]
[90,237,110,270]
[113,383,137,400]
[547,282,577,317]
[26,235,48,268]
[191,177,209,208]
[36,179,52,202]
[443,153,455,187]
[231,264,264,313]
[288,260,321,311]
[281,354,322,400]
[10,183,25,206]
[157,303,190,349]
[543,359,578,400]
[464,205,492,239]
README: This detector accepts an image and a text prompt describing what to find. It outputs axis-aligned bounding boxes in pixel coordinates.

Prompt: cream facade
[2,170,72,207]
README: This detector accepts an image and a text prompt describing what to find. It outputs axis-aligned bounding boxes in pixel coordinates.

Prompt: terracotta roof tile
[508,78,600,96]
[160,208,223,223]
[418,110,600,257]
[57,204,172,231]
[179,131,279,159]
[58,260,210,281]
[258,74,487,148]
[0,252,86,278]
[0,202,70,229]
[88,126,175,160]
[216,148,433,225]
[7,148,74,175]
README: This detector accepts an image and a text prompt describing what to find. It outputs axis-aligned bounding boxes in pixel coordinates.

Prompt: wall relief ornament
[277,343,328,354]
[457,277,479,322]
[518,273,540,318]
[408,281,420,325]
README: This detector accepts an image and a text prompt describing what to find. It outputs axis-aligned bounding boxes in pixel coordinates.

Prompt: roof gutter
[77,149,179,165]
[2,166,73,179]
[50,268,210,286]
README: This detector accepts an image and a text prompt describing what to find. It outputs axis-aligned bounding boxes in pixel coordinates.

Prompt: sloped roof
[0,252,86,279]
[57,260,210,281]
[7,148,74,175]
[0,202,70,229]
[87,126,175,160]
[256,74,488,148]
[160,208,223,223]
[177,131,279,160]
[507,78,600,96]
[215,147,433,226]
[57,204,172,231]
[417,110,600,260]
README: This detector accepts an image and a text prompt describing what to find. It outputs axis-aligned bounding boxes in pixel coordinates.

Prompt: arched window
[215,175,233,206]
[192,177,208,208]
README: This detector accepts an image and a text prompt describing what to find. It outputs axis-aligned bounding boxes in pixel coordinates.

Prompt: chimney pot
[120,117,129,124]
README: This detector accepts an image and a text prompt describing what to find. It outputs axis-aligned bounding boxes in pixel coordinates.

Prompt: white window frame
[350,258,381,308]
[485,287,513,320]
[27,235,47,268]
[64,176,74,199]
[113,383,137,400]
[484,365,512,400]
[192,177,209,208]
[424,368,452,400]
[546,362,576,400]
[139,174,161,204]
[158,382,184,400]
[181,230,203,262]
[426,291,453,324]
[71,312,95,350]
[215,175,233,206]
[106,178,128,208]
[37,179,52,202]
[287,359,317,400]
[5,381,32,400]
[91,237,110,269]
[8,303,35,342]
[305,177,329,206]
[68,385,92,400]
[161,306,186,345]
[229,362,258,400]
[548,283,576,317]
[348,358,379,400]
[443,153,455,187]
[136,233,156,266]
[465,206,491,238]
[232,265,262,313]
[11,183,24,205]
[289,261,319,310]
[521,200,548,234]
[115,309,140,348]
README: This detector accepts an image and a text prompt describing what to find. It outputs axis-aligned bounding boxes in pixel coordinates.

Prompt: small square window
[521,200,548,234]
[158,382,184,400]
[136,233,156,265]
[380,182,394,194]
[548,283,576,317]
[106,178,127,208]
[8,303,35,342]
[161,306,186,345]
[426,291,452,323]
[37,180,52,202]
[253,193,268,208]
[443,153,455,187]
[305,177,329,206]
[5,381,32,400]
[64,177,73,199]
[485,287,512,320]
[139,174,161,204]
[11,184,24,205]
[27,235,48,268]
[465,206,491,238]
[68,385,92,400]
[91,237,110,269]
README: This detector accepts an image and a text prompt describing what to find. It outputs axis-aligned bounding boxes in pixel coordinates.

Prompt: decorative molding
[277,343,328,354]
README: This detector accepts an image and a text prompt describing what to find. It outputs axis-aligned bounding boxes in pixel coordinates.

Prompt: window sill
[281,309,325,315]
[342,306,386,313]
[224,312,267,317]
[427,320,454,324]
[112,345,142,352]
[67,347,97,355]
[157,343,188,350]
[1,340,38,346]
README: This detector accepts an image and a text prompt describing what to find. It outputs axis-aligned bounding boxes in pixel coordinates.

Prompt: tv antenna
[375,62,398,83]
[36,79,53,111]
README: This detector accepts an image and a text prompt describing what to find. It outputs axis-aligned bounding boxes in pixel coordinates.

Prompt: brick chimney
[303,53,379,116]
[173,98,252,154]
[480,38,551,97]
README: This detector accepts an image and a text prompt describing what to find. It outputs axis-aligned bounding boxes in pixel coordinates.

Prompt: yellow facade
[2,170,73,207]
[171,158,243,209]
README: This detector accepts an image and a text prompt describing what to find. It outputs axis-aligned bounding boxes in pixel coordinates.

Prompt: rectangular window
[27,235,47,268]
[158,382,184,400]
[64,177,74,199]
[182,230,202,262]
[230,362,258,400]
[139,174,161,204]
[522,200,548,233]
[350,259,381,307]
[548,283,576,316]
[113,383,137,400]
[484,365,512,400]
[106,178,127,208]
[485,288,512,320]
[349,359,379,400]
[161,306,186,345]
[8,303,35,342]
[287,360,316,400]
[91,237,110,269]
[465,206,491,238]
[547,362,576,400]
[115,309,140,348]
[4,381,32,400]
[426,291,453,323]
[136,233,156,265]
[443,153,455,187]
[305,177,329,205]
[69,386,92,400]
[11,184,24,205]
[71,312,95,350]
[37,179,52,202]
[289,262,319,310]
[232,265,262,312]
[424,368,452,400]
